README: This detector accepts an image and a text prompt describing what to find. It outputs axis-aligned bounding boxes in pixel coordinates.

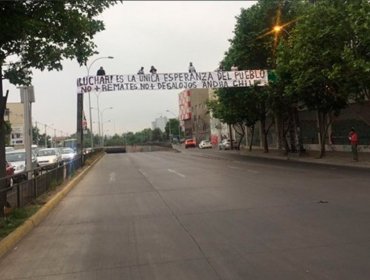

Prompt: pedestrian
[97,66,105,76]
[188,62,196,73]
[231,64,238,71]
[348,127,359,161]
[137,67,144,75]
[149,66,157,74]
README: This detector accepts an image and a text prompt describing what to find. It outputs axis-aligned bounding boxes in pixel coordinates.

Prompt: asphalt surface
[1,149,370,279]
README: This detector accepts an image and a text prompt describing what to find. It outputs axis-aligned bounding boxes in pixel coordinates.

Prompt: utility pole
[20,86,34,180]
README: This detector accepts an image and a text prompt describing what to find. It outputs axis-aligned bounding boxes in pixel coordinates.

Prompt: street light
[44,123,53,148]
[85,56,114,149]
[273,25,290,36]
[166,109,180,142]
[101,120,111,147]
[100,107,113,146]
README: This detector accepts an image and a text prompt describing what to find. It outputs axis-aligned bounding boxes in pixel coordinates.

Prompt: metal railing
[1,149,101,210]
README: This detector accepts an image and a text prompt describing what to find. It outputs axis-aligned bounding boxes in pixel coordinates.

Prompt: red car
[185,139,196,149]
[5,161,14,187]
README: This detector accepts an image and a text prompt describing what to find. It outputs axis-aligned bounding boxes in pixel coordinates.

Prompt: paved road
[1,150,370,279]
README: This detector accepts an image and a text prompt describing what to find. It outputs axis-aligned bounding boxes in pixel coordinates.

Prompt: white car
[218,139,238,150]
[6,149,39,181]
[60,148,76,162]
[37,148,62,169]
[198,140,212,149]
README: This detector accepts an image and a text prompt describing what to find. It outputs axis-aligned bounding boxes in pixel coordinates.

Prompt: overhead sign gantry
[77,70,268,94]
[75,69,269,159]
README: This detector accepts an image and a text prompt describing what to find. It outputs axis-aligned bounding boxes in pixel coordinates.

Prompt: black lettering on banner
[150,84,155,90]
[140,83,150,90]
[128,75,136,82]
[80,86,92,93]
[249,70,254,79]
[153,75,159,83]
[116,75,124,83]
[184,73,189,81]
[130,83,138,90]
[217,72,232,81]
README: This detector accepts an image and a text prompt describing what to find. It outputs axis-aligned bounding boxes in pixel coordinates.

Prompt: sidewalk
[238,148,370,169]
[174,144,370,170]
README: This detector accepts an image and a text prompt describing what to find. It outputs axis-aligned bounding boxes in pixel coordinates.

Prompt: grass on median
[0,205,40,239]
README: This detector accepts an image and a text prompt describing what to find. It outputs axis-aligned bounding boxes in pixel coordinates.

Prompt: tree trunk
[261,117,269,153]
[288,109,297,153]
[249,125,254,151]
[317,111,328,158]
[275,113,284,151]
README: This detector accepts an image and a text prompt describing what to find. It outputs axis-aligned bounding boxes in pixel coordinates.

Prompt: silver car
[37,148,62,169]
[6,149,39,181]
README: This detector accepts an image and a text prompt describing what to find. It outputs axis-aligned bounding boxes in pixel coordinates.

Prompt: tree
[216,0,304,152]
[165,119,180,141]
[284,0,369,158]
[151,128,164,142]
[0,0,121,216]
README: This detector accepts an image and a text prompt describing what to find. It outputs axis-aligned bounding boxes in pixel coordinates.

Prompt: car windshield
[38,149,56,156]
[62,148,74,154]
[6,152,26,162]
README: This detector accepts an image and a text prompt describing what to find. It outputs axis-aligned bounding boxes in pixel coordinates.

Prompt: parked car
[218,139,238,150]
[198,140,212,149]
[6,149,39,182]
[5,161,14,187]
[37,148,62,169]
[5,146,14,152]
[60,148,76,162]
[184,139,196,149]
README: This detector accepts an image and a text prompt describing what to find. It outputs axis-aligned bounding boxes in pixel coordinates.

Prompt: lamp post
[101,120,111,147]
[166,109,180,142]
[44,123,53,148]
[85,56,114,149]
[101,107,113,146]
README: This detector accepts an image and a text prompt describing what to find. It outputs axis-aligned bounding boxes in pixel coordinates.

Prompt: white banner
[76,70,268,94]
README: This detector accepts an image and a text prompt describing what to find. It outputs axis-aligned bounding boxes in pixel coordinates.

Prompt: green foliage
[0,206,40,238]
[0,0,121,85]
[165,119,180,139]
[151,128,164,142]
[105,134,124,146]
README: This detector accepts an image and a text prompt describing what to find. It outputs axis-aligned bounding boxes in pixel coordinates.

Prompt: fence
[1,150,101,210]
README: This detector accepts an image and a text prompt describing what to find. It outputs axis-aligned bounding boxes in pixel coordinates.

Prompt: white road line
[167,169,186,178]
[138,169,148,178]
[228,165,240,169]
[228,165,259,174]
[109,172,116,182]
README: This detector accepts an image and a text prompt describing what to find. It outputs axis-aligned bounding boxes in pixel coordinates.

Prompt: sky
[5,1,257,137]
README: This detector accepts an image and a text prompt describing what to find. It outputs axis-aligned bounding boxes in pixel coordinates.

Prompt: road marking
[228,165,240,169]
[228,165,259,174]
[138,169,148,178]
[109,172,116,182]
[168,169,186,178]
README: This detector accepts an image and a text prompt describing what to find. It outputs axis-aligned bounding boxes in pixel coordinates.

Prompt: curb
[0,153,105,259]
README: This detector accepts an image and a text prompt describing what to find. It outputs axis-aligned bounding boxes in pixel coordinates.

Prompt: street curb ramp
[0,153,105,259]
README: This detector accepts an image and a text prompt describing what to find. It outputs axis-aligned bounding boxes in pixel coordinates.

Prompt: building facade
[178,89,210,142]
[5,103,25,147]
[151,116,168,132]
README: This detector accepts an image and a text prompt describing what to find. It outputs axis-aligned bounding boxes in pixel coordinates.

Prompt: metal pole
[85,56,113,149]
[44,124,47,148]
[96,93,101,146]
[20,86,33,180]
